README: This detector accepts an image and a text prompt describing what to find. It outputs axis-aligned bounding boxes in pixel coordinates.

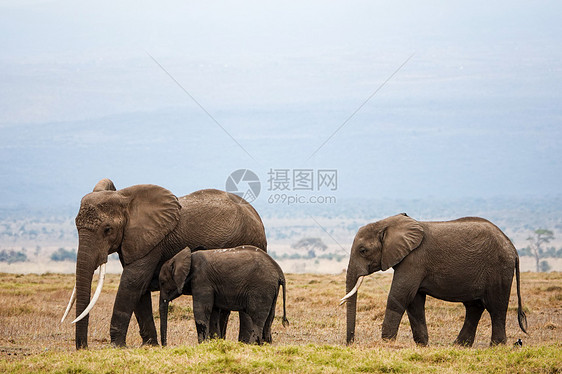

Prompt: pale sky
[0,1,560,207]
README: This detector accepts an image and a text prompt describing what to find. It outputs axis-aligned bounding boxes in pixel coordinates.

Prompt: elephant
[341,213,528,347]
[159,245,289,345]
[60,178,267,349]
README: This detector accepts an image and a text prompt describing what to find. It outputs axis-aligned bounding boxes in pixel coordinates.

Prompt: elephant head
[159,247,191,303]
[61,179,181,349]
[341,213,424,344]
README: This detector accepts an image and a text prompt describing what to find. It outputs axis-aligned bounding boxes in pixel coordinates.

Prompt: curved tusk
[61,285,77,323]
[72,263,106,324]
[339,276,364,306]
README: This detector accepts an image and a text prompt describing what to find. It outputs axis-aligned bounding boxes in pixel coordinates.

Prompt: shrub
[50,247,77,262]
[0,249,28,264]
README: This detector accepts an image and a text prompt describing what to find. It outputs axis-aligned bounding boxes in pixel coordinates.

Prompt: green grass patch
[1,341,561,374]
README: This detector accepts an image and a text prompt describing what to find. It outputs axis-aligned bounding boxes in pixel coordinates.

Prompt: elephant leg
[245,301,271,345]
[242,316,263,345]
[261,297,278,344]
[487,295,509,345]
[134,290,158,346]
[250,312,269,345]
[192,292,214,344]
[381,304,406,341]
[489,311,507,345]
[218,309,231,339]
[381,278,418,341]
[406,292,428,346]
[454,300,485,347]
[208,307,222,339]
[238,312,254,343]
[110,251,159,347]
[237,312,253,343]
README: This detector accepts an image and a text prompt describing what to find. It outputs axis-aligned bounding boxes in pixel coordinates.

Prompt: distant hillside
[1,196,561,272]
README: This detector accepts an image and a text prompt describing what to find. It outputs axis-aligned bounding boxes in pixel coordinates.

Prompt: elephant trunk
[74,232,102,349]
[159,296,169,347]
[345,269,360,345]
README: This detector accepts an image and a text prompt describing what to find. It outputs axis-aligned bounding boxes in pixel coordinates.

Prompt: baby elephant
[159,245,289,345]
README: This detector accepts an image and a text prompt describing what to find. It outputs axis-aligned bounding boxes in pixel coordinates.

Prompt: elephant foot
[238,335,251,344]
[75,339,88,350]
[139,330,158,346]
[453,337,474,347]
[110,334,127,348]
[489,337,507,346]
[140,338,159,347]
[110,329,128,348]
[196,321,210,343]
[381,331,398,342]
[381,337,397,344]
[413,338,428,347]
[110,340,127,348]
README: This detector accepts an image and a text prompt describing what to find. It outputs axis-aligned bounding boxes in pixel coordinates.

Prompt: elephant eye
[359,247,368,255]
[103,226,112,236]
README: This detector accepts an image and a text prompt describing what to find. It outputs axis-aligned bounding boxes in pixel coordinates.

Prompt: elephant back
[176,189,267,252]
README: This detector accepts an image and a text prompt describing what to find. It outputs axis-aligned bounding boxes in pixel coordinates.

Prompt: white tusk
[61,285,77,323]
[339,276,364,306]
[72,263,106,324]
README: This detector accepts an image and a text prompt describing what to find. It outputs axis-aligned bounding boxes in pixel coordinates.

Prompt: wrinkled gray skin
[72,178,267,349]
[159,246,289,345]
[345,213,527,346]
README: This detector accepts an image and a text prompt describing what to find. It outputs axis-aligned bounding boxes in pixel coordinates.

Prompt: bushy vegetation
[518,228,560,272]
[292,237,327,258]
[49,248,76,262]
[0,215,76,243]
[270,251,346,261]
[0,250,27,264]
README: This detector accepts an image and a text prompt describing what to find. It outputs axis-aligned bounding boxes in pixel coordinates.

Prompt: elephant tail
[515,256,528,334]
[280,278,289,328]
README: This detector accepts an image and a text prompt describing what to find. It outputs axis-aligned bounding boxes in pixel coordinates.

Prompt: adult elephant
[61,178,267,349]
[341,213,527,346]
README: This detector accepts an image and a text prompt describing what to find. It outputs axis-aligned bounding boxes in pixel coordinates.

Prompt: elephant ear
[172,247,192,294]
[380,214,424,271]
[119,184,181,265]
[93,178,116,192]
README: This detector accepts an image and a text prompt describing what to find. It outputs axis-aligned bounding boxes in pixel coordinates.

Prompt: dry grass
[0,273,562,373]
[0,272,561,372]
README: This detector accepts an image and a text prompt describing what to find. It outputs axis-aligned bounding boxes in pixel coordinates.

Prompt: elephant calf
[341,214,528,346]
[159,245,289,345]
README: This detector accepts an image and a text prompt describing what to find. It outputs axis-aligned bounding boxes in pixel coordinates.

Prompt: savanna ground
[0,271,560,373]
